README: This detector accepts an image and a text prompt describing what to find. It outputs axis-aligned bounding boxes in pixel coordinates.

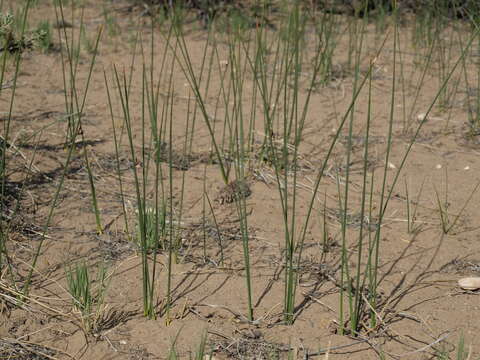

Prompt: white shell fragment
[464,166,470,171]
[458,277,480,291]
[388,162,396,169]
[417,113,427,121]
[435,164,442,169]
[417,113,443,122]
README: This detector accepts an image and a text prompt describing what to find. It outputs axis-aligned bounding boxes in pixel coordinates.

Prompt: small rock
[417,113,427,122]
[458,277,480,290]
[417,113,443,122]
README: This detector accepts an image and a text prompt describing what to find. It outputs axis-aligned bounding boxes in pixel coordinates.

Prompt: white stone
[458,277,480,290]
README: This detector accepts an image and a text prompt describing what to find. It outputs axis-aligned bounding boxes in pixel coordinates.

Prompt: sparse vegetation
[65,261,110,332]
[1,0,479,358]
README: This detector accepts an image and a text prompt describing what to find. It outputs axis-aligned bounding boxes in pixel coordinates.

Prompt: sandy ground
[2,1,480,359]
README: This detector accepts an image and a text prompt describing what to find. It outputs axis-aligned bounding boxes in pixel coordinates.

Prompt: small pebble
[458,277,480,291]
[417,113,427,122]
[464,166,470,170]
[417,113,443,122]
[435,164,442,169]
[388,162,396,169]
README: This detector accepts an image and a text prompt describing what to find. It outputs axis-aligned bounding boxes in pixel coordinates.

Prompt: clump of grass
[135,204,167,253]
[107,64,159,319]
[0,13,20,55]
[194,331,208,360]
[436,333,470,360]
[34,20,53,52]
[106,22,187,320]
[0,10,52,54]
[0,12,15,39]
[244,1,343,324]
[65,261,110,333]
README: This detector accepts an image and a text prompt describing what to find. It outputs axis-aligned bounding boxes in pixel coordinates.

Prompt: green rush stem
[340,14,366,334]
[112,67,150,316]
[166,74,175,323]
[352,63,373,333]
[104,71,130,237]
[371,11,398,327]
